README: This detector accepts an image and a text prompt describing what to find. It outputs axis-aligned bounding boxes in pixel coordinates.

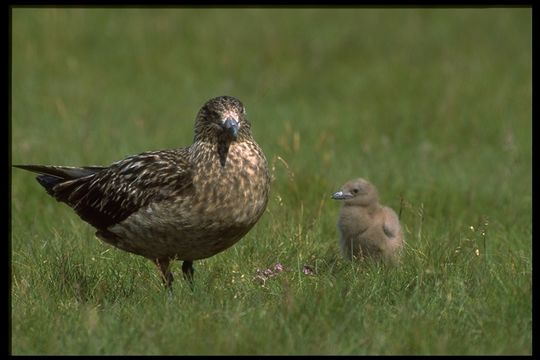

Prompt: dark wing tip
[13,164,45,173]
[35,174,63,195]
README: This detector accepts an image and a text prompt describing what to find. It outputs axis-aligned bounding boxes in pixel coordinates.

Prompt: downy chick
[332,178,404,262]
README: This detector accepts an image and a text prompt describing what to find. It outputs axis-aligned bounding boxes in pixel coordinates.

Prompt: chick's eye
[352,188,359,194]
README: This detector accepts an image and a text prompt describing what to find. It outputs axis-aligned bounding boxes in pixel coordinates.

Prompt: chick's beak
[331,191,353,200]
[222,117,239,140]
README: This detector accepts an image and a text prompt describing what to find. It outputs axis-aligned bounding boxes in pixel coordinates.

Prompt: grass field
[10,8,531,355]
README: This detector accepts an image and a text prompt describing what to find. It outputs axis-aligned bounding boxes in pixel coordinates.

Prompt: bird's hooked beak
[222,117,239,140]
[331,190,353,200]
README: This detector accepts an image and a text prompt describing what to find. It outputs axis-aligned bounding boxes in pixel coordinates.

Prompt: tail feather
[14,164,106,196]
[13,164,105,179]
[36,174,64,195]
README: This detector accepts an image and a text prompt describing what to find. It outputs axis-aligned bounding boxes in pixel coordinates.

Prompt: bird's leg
[182,260,194,283]
[155,258,174,289]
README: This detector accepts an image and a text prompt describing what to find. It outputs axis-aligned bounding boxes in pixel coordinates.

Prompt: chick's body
[332,178,404,262]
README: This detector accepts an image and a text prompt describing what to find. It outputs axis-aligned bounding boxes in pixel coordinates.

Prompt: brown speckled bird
[331,178,404,263]
[14,95,270,288]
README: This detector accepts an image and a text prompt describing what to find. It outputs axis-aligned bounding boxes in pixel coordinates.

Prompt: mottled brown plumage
[14,96,270,288]
[332,178,404,263]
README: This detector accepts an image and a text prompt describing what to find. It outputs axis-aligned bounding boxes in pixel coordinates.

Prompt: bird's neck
[190,139,238,168]
[344,201,379,214]
[217,137,233,167]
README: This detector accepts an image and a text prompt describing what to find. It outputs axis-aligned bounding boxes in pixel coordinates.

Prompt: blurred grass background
[11,8,531,355]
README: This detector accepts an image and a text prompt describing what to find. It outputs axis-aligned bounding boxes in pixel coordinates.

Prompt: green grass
[11,8,531,355]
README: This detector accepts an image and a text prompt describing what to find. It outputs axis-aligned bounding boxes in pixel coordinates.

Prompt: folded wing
[15,149,193,231]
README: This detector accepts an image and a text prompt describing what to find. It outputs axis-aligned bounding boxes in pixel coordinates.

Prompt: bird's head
[194,96,251,143]
[331,178,379,206]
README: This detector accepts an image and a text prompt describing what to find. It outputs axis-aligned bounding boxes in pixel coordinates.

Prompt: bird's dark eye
[352,188,359,194]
